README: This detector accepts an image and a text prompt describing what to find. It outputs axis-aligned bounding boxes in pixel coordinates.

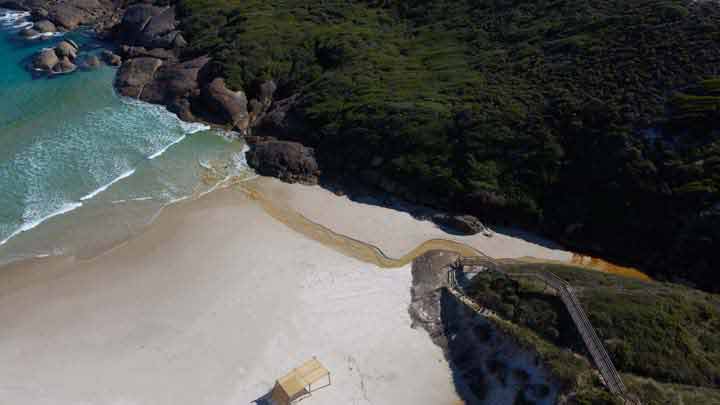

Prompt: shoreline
[0,173,648,404]
[0,175,651,281]
[0,4,657,284]
[0,179,462,405]
[242,177,651,279]
[0,13,251,265]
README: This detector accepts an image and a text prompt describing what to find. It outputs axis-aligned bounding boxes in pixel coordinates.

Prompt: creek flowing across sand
[239,177,651,281]
[0,173,650,405]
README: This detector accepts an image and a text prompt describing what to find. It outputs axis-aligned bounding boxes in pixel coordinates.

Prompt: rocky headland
[2,0,488,235]
[1,0,718,292]
[31,40,79,73]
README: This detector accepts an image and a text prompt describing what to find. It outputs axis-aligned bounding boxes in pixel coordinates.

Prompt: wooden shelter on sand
[270,358,331,404]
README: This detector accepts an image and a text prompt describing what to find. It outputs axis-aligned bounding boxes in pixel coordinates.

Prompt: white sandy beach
[251,177,572,261]
[0,175,644,405]
[0,186,461,405]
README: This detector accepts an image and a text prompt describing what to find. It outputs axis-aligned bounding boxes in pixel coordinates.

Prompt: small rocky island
[31,40,79,73]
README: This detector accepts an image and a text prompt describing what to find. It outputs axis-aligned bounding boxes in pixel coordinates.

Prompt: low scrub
[177,0,720,291]
[469,262,720,402]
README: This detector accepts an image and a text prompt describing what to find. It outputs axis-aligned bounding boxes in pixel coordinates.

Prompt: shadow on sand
[318,178,568,251]
[250,392,273,405]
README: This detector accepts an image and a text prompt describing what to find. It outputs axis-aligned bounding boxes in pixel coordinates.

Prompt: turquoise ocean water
[0,9,252,264]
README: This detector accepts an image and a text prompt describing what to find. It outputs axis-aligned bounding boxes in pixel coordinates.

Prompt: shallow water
[0,9,253,263]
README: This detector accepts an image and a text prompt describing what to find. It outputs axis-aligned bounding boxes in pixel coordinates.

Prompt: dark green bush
[177,0,720,291]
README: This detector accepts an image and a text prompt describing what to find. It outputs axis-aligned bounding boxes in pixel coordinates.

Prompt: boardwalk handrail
[449,258,633,401]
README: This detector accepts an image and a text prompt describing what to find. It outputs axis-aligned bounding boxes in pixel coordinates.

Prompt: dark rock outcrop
[33,19,55,33]
[32,48,58,71]
[139,56,209,118]
[19,28,39,38]
[53,56,76,73]
[44,0,115,30]
[139,6,177,47]
[119,45,175,60]
[109,1,213,122]
[201,78,249,131]
[31,40,80,74]
[246,139,320,184]
[31,7,48,19]
[5,0,120,32]
[84,54,100,68]
[114,4,180,49]
[432,214,489,236]
[172,32,186,48]
[115,54,210,122]
[115,57,163,98]
[0,0,27,10]
[256,93,310,139]
[48,5,83,29]
[100,49,121,66]
[55,40,77,58]
[53,0,115,29]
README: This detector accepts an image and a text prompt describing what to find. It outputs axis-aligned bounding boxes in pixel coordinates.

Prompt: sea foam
[27,32,63,40]
[13,21,32,29]
[0,11,29,24]
[148,134,186,159]
[80,169,137,201]
[0,202,83,246]
[0,66,220,250]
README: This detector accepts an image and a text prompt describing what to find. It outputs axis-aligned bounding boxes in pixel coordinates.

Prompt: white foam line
[27,32,60,39]
[0,11,29,22]
[168,196,190,204]
[148,134,186,160]
[0,202,83,246]
[80,169,136,201]
[111,196,154,204]
[181,122,211,134]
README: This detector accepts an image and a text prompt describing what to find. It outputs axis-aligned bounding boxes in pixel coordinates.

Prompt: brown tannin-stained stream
[569,254,651,281]
[235,179,652,281]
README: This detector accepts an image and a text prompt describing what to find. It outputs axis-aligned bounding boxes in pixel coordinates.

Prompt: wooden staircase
[447,258,640,404]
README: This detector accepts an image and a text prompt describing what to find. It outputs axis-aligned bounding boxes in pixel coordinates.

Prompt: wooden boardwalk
[447,258,637,403]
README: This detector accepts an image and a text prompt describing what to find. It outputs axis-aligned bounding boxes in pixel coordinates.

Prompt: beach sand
[250,177,572,261]
[0,187,460,405]
[247,177,650,281]
[0,175,645,405]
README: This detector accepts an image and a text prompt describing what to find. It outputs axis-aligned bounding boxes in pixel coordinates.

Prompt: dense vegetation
[487,309,620,404]
[467,262,720,403]
[176,0,720,290]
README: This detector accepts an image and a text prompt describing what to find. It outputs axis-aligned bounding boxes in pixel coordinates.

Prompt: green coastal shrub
[489,263,720,388]
[177,0,720,291]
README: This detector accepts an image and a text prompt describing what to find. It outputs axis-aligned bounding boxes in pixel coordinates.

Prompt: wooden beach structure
[270,358,331,404]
